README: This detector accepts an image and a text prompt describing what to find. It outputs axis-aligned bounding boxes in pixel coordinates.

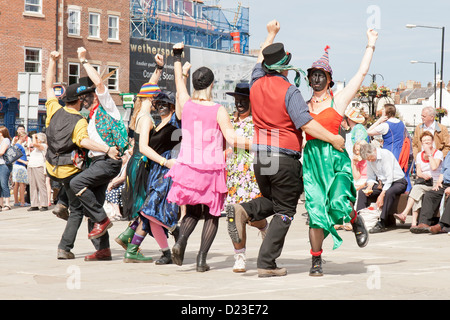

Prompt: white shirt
[416,149,443,182]
[373,118,401,136]
[87,87,121,157]
[366,148,406,191]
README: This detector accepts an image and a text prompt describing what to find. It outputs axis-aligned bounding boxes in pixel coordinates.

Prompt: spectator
[12,125,31,156]
[27,132,49,211]
[394,131,443,228]
[410,149,450,234]
[12,132,29,208]
[0,126,12,211]
[357,142,407,233]
[412,106,450,160]
[343,106,369,159]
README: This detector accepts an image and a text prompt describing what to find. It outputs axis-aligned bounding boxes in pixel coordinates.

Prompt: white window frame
[107,66,119,91]
[157,0,168,13]
[68,63,80,85]
[25,0,42,14]
[89,12,101,38]
[68,8,81,36]
[173,0,183,15]
[108,15,119,40]
[193,2,202,19]
[24,47,41,73]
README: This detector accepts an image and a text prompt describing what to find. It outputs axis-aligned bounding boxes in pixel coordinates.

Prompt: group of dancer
[47,19,379,277]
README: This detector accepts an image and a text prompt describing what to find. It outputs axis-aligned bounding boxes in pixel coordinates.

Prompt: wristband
[159,158,167,166]
[156,64,164,70]
[173,48,183,62]
[366,45,375,51]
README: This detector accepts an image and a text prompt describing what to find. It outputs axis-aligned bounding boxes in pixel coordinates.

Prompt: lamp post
[410,60,436,108]
[406,24,445,112]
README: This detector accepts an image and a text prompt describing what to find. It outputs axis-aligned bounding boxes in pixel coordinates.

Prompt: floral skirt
[12,164,28,184]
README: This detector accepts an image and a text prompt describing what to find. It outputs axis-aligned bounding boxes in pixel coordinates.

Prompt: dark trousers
[57,157,121,252]
[240,154,302,269]
[420,183,450,227]
[356,178,407,225]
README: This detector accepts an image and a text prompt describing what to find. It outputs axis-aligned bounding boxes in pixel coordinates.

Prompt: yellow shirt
[45,98,89,179]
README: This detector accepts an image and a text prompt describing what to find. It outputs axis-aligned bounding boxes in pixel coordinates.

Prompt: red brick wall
[62,0,130,106]
[0,1,57,99]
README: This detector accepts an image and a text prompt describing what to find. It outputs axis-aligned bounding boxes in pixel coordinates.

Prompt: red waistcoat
[250,75,303,151]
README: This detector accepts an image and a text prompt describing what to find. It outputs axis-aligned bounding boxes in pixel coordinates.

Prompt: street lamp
[406,24,445,112]
[410,60,436,108]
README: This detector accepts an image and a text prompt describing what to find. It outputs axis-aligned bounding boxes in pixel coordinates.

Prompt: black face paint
[79,93,95,109]
[234,97,250,115]
[155,102,172,117]
[309,69,328,92]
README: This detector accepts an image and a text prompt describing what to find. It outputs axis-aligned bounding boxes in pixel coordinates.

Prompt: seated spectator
[410,150,450,234]
[12,132,29,207]
[356,142,407,233]
[394,131,443,228]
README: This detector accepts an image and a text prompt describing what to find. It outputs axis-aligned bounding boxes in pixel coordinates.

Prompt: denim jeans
[0,164,12,198]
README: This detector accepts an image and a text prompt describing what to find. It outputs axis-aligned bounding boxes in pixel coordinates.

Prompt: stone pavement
[0,202,449,301]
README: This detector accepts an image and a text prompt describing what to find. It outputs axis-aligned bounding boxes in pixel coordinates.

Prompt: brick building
[0,0,129,133]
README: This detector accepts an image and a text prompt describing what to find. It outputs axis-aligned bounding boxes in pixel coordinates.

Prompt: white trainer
[232,253,246,273]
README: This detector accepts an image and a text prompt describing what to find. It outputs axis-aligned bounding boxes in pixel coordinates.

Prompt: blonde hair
[191,85,213,102]
[129,96,152,131]
[36,132,47,143]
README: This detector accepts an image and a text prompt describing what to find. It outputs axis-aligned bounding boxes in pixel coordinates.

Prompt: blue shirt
[15,144,27,167]
[250,63,313,156]
[441,152,450,184]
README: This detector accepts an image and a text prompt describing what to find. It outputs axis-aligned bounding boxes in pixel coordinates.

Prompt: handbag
[414,177,433,187]
[3,145,24,165]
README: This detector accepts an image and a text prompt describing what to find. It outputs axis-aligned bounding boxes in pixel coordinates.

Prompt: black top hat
[226,82,250,97]
[75,76,96,96]
[61,83,83,103]
[154,90,176,105]
[261,43,292,74]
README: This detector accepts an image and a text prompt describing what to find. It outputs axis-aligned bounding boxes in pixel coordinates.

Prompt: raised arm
[45,51,60,99]
[217,106,251,150]
[150,54,164,84]
[257,20,280,63]
[334,29,378,114]
[175,61,191,120]
[173,43,190,116]
[77,47,104,93]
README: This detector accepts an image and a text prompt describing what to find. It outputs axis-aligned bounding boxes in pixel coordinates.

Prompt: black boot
[309,255,323,277]
[172,235,187,266]
[170,225,180,243]
[196,251,210,272]
[155,249,172,265]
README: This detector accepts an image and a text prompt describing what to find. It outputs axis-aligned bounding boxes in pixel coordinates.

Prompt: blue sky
[216,0,450,96]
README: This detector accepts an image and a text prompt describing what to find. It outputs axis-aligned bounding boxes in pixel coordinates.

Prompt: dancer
[225,20,345,278]
[116,54,164,250]
[166,43,251,272]
[224,82,267,273]
[303,29,378,276]
[123,88,186,264]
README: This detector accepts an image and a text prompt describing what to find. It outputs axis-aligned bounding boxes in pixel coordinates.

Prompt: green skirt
[303,139,356,249]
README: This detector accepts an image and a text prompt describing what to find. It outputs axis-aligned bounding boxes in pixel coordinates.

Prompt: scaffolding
[130,0,250,54]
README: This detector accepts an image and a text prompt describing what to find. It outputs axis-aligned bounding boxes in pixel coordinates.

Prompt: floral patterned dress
[225,115,261,206]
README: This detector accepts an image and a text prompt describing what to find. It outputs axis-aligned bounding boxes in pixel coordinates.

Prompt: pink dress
[165,100,227,216]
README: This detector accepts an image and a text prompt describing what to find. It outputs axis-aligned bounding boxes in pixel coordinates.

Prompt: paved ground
[0,202,449,302]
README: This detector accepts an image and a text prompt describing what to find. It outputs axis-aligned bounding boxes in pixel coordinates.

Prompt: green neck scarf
[264,55,308,87]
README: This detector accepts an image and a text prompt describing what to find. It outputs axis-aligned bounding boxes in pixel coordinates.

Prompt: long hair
[0,126,12,140]
[191,85,213,102]
[129,97,150,131]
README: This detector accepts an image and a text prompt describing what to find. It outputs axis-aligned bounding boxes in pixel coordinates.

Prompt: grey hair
[359,142,378,160]
[423,106,436,118]
[36,132,47,144]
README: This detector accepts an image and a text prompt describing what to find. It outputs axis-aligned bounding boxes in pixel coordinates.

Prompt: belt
[257,151,300,160]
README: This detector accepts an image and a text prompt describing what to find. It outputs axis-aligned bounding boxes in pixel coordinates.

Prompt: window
[108,15,119,40]
[68,63,80,85]
[193,2,203,19]
[25,0,42,13]
[89,13,100,38]
[157,0,168,12]
[25,48,41,73]
[173,0,183,15]
[68,8,80,36]
[107,66,119,91]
